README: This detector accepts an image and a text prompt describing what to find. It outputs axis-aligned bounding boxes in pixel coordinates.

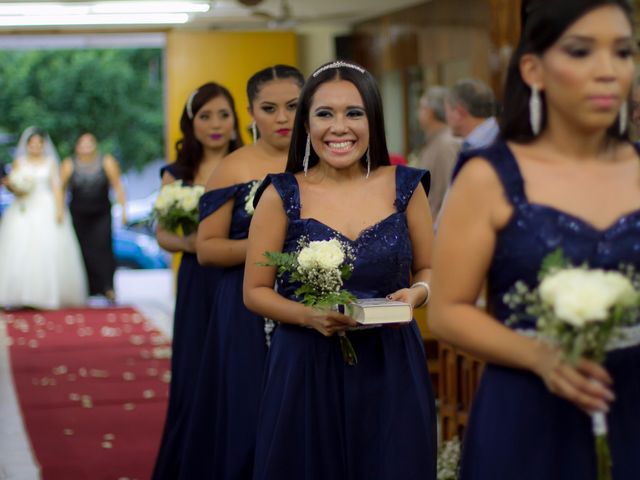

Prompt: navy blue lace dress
[180,180,271,479]
[456,141,640,480]
[152,164,223,480]
[252,166,437,480]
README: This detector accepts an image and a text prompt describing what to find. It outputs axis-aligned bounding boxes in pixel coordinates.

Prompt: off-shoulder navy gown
[152,164,223,479]
[180,180,272,479]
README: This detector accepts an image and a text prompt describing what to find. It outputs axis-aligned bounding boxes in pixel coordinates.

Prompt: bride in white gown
[0,127,87,309]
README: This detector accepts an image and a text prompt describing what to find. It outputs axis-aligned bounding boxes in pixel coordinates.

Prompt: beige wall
[296,24,350,76]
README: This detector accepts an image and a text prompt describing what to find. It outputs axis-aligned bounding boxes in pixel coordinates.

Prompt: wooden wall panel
[352,0,521,88]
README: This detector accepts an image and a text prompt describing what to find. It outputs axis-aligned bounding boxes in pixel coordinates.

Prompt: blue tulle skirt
[460,344,640,480]
[252,321,436,480]
[180,265,270,479]
[152,253,222,480]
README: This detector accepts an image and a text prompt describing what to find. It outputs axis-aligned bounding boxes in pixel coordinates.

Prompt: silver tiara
[312,61,365,78]
[186,89,198,120]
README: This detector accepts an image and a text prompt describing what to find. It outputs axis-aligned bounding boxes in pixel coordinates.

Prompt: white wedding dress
[0,159,87,309]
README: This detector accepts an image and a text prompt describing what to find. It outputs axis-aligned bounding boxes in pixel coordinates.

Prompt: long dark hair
[286,61,390,173]
[173,82,243,182]
[246,64,304,107]
[500,0,634,142]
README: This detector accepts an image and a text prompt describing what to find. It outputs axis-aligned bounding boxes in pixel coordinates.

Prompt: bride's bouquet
[152,180,205,234]
[504,249,640,480]
[7,168,35,196]
[261,237,359,365]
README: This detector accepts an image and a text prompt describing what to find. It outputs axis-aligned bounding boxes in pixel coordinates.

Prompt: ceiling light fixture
[0,2,209,27]
[0,13,191,26]
[0,4,92,15]
[92,2,210,14]
[0,1,210,15]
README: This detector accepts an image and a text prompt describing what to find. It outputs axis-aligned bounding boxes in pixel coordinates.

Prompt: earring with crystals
[365,149,371,178]
[529,85,542,136]
[251,121,258,143]
[303,134,311,176]
[619,101,628,135]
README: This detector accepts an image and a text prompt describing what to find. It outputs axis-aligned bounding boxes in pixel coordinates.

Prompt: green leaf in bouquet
[341,263,353,280]
[538,248,571,279]
[295,284,320,304]
[260,251,298,277]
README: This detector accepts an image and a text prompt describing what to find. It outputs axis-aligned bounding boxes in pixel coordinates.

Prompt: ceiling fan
[243,0,295,29]
[236,0,359,29]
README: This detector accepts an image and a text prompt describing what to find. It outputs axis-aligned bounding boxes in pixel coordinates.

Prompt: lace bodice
[454,141,640,328]
[261,166,430,300]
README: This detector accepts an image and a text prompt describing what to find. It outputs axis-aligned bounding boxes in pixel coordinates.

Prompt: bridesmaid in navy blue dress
[179,65,304,479]
[152,82,244,480]
[430,2,640,479]
[244,61,437,479]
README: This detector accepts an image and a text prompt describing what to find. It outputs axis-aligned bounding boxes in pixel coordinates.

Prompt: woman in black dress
[61,132,126,302]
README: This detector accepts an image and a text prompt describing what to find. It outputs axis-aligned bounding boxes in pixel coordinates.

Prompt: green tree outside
[0,48,164,171]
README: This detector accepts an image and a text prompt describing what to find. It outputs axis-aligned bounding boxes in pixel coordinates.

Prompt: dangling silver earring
[619,101,628,135]
[231,130,237,141]
[303,134,311,176]
[529,85,542,136]
[365,149,371,179]
[251,122,258,143]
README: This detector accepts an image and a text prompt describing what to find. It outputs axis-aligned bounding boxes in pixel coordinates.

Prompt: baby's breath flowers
[505,249,640,480]
[437,437,461,480]
[261,237,358,365]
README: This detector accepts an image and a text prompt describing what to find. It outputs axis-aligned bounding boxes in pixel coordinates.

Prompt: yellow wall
[164,30,298,159]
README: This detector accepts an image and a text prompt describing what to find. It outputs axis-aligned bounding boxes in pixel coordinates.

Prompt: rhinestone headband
[312,61,365,78]
[186,89,198,120]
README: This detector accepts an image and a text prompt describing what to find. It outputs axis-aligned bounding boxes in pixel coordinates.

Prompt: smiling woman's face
[308,80,370,172]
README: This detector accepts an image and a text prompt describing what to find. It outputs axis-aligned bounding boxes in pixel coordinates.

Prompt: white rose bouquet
[7,168,35,196]
[152,180,205,235]
[505,249,640,480]
[261,237,359,365]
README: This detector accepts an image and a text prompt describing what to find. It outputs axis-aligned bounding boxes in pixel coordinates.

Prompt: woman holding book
[152,82,243,480]
[429,1,640,478]
[243,61,436,479]
[179,65,304,479]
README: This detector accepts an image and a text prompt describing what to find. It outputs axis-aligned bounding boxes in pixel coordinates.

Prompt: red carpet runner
[4,307,171,480]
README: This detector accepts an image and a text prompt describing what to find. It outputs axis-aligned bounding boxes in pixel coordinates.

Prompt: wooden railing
[415,306,484,441]
[438,342,484,440]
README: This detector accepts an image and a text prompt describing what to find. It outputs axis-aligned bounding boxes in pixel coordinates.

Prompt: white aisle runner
[0,316,40,480]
